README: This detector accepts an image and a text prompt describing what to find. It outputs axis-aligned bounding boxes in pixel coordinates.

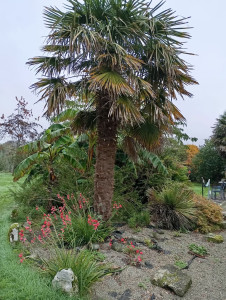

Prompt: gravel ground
[91,226,226,300]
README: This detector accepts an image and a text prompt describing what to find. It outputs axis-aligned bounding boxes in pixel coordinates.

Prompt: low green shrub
[188,243,208,256]
[128,210,150,228]
[174,260,188,269]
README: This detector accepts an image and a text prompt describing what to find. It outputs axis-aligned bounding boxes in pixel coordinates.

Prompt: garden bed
[91,226,226,300]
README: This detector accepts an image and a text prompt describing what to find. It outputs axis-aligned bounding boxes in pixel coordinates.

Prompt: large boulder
[52,268,76,294]
[151,264,192,297]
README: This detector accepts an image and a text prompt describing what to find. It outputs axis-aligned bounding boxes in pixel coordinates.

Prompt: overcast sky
[0,0,225,146]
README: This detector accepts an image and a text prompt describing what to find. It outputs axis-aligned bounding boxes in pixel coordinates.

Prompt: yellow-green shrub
[193,195,223,233]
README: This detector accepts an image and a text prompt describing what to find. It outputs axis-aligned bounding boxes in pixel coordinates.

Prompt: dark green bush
[128,210,150,228]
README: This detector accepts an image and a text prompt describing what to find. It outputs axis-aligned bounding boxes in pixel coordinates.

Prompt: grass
[190,182,209,198]
[0,173,80,300]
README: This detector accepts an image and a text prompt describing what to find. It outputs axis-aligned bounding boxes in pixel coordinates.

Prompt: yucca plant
[28,0,197,220]
[148,183,197,230]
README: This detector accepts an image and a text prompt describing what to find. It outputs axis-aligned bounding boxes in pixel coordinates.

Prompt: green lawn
[190,182,209,198]
[0,173,72,300]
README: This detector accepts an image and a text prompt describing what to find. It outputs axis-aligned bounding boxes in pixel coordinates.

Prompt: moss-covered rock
[151,264,192,297]
[220,221,226,229]
[206,233,224,243]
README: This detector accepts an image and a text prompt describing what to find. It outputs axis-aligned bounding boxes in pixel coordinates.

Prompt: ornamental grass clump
[147,183,197,230]
[41,248,110,297]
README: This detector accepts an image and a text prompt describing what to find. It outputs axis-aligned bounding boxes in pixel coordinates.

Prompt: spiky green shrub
[74,250,110,296]
[147,182,197,230]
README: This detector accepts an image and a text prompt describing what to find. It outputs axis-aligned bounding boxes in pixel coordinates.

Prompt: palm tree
[28,0,197,220]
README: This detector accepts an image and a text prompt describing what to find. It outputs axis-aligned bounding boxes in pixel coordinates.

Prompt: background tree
[185,144,199,168]
[212,111,226,159]
[28,0,197,220]
[190,140,225,182]
[0,97,42,170]
[0,97,41,147]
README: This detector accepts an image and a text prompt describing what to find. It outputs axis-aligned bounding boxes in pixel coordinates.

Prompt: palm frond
[129,119,163,150]
[89,71,134,97]
[71,110,96,133]
[109,96,143,125]
[31,77,76,116]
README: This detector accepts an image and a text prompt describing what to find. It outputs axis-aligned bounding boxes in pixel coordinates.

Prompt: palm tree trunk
[94,95,117,220]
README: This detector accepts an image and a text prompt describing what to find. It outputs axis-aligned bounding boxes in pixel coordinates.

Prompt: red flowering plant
[17,192,112,265]
[124,241,144,266]
[58,193,112,246]
[109,238,144,266]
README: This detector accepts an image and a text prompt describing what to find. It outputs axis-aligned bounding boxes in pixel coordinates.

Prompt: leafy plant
[174,260,188,269]
[144,239,155,249]
[188,244,208,256]
[147,182,197,230]
[128,210,150,228]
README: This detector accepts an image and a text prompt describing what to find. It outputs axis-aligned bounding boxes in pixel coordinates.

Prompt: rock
[88,243,100,250]
[112,241,125,252]
[222,211,226,220]
[108,291,118,298]
[118,289,132,300]
[163,250,171,255]
[220,202,226,210]
[52,268,75,294]
[8,223,19,242]
[220,221,226,229]
[151,264,192,297]
[206,233,224,243]
[155,229,164,234]
[144,261,154,269]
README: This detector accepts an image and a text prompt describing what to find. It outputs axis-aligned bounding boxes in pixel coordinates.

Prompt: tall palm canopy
[28,0,197,220]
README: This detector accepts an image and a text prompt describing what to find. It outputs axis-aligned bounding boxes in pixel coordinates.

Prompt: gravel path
[91,226,226,300]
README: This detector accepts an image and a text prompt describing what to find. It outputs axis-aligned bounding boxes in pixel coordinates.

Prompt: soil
[91,225,226,300]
